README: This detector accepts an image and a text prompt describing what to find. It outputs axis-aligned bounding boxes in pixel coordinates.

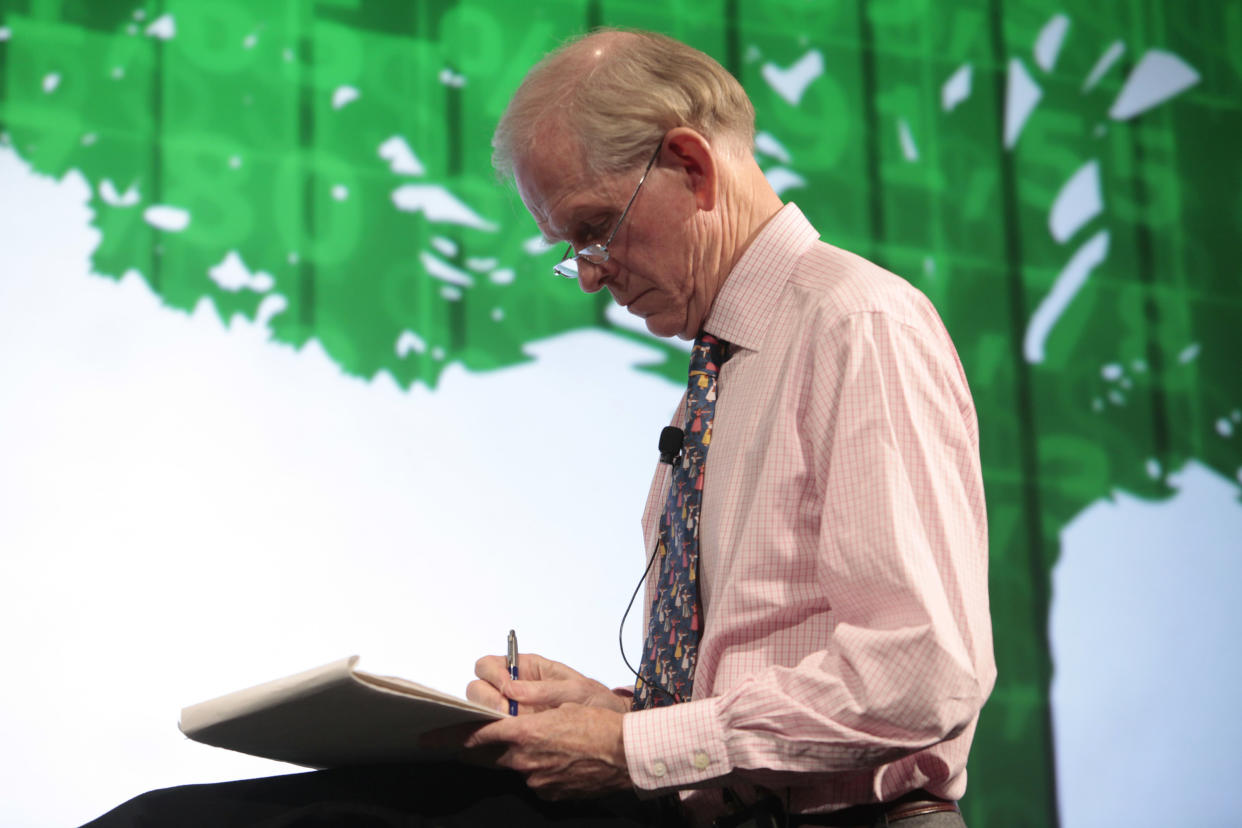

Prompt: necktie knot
[690,332,729,381]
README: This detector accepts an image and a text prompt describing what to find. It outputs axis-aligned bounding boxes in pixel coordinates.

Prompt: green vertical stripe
[723,0,740,80]
[1123,11,1172,466]
[986,0,1059,823]
[298,13,316,333]
[149,0,164,293]
[856,0,885,266]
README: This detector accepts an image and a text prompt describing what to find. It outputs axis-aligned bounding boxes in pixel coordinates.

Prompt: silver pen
[506,629,519,716]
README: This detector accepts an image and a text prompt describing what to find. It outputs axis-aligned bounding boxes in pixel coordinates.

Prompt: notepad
[180,656,503,768]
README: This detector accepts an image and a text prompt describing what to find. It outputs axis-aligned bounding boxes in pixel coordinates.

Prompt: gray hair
[492,29,755,179]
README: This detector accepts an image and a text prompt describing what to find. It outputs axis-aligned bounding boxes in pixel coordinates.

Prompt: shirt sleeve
[624,309,994,791]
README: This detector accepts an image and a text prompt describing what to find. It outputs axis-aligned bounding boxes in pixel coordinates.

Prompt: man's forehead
[514,143,615,242]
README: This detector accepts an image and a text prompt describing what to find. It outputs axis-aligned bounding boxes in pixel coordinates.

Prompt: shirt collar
[702,202,819,352]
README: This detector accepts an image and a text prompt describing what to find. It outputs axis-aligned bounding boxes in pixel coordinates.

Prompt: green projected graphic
[2,2,1239,825]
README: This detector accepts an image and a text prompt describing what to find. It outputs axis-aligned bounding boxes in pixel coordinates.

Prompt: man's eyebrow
[538,206,610,246]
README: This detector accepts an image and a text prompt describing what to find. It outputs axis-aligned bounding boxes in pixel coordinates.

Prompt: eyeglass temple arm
[602,142,663,249]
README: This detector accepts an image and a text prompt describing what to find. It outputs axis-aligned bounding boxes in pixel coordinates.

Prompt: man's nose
[576,259,612,294]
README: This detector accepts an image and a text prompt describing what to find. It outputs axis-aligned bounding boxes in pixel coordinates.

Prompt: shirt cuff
[623,697,731,791]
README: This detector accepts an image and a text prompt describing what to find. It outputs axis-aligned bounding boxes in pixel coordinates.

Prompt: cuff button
[693,751,710,770]
[652,760,668,778]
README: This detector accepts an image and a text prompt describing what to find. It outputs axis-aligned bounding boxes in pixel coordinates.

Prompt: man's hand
[454,653,634,798]
[468,653,631,715]
[463,703,631,799]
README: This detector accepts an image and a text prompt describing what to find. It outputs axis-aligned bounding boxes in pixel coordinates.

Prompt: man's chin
[642,316,687,340]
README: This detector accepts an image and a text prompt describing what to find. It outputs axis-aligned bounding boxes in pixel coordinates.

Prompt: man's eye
[579,218,611,240]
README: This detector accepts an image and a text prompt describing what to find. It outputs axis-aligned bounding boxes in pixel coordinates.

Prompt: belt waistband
[792,790,960,827]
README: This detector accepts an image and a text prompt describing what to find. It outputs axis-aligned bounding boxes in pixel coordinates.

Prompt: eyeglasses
[552,142,662,279]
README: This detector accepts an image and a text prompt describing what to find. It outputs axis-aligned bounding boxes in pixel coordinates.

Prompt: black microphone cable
[618,536,683,705]
[617,425,689,705]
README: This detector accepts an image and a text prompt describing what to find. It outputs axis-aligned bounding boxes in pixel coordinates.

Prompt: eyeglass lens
[553,253,580,278]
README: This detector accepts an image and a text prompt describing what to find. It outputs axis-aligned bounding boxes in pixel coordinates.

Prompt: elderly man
[84,28,993,828]
[456,27,995,827]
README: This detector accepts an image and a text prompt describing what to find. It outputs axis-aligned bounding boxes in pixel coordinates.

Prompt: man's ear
[662,127,717,212]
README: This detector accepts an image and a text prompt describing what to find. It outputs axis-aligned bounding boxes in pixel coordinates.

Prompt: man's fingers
[473,655,511,688]
[465,678,510,712]
[462,717,521,749]
[525,772,564,800]
[474,653,584,687]
[506,679,579,708]
[466,676,560,714]
[417,720,488,750]
[469,654,612,715]
[457,706,630,798]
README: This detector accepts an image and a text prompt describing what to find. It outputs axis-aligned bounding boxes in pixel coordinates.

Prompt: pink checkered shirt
[621,204,996,822]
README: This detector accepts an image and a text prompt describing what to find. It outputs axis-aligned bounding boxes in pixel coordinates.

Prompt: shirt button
[652,760,668,778]
[693,751,711,770]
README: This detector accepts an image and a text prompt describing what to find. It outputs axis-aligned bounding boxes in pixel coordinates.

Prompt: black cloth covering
[80,763,674,828]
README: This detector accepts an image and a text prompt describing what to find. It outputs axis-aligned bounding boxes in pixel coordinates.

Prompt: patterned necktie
[634,332,729,709]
